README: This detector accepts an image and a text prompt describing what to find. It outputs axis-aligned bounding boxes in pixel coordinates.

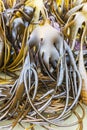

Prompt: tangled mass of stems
[0,0,87,130]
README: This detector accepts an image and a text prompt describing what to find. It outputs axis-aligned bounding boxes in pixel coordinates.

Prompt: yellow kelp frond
[0,24,11,70]
[25,0,47,22]
[0,0,5,12]
[75,0,87,5]
[63,3,87,49]
[2,0,16,8]
[56,0,79,13]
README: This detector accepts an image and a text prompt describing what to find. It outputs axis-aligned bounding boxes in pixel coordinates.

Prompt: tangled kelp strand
[0,0,87,130]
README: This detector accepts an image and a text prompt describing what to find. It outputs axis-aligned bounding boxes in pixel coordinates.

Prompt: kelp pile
[0,0,87,130]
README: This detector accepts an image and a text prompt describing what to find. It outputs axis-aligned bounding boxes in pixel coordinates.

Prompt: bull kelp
[0,0,87,130]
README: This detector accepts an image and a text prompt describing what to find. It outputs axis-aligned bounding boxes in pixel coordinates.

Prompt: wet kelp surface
[0,0,87,130]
